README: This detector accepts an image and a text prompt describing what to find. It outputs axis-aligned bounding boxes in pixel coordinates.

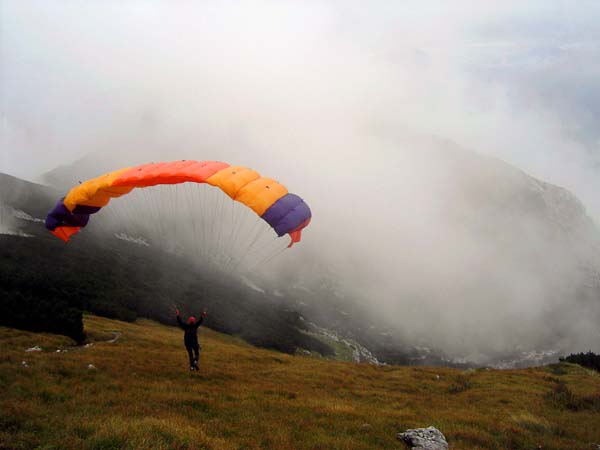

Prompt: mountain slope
[0,174,333,355]
[271,138,600,366]
[4,133,600,366]
[2,315,600,450]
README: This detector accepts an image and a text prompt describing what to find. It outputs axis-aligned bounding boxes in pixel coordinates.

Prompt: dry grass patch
[1,315,600,449]
[510,411,551,433]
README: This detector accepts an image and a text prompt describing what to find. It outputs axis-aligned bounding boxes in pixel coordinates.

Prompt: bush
[0,288,85,343]
[559,351,600,372]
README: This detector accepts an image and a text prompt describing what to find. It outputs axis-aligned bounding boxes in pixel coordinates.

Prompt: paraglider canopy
[45,160,311,249]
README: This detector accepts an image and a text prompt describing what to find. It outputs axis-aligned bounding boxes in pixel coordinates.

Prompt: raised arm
[195,310,207,328]
[176,309,185,329]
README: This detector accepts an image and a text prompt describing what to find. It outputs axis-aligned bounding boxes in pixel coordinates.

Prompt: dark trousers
[186,345,199,367]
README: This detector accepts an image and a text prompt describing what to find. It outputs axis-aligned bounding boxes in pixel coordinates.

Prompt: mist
[2,1,600,362]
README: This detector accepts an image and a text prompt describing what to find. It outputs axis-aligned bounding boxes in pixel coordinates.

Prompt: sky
[2,1,600,212]
[2,1,600,361]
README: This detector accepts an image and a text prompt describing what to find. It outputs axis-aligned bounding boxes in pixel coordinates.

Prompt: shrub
[559,351,600,372]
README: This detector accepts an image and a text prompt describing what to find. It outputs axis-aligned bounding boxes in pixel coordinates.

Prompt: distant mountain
[237,137,600,367]
[0,172,58,217]
[5,134,600,367]
[41,153,134,191]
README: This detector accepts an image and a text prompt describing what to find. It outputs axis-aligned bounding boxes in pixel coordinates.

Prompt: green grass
[1,315,599,449]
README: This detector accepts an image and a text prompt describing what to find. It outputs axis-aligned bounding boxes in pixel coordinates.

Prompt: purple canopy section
[45,198,101,231]
[261,193,312,236]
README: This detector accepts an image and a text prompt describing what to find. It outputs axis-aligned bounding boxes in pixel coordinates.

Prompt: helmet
[187,316,196,324]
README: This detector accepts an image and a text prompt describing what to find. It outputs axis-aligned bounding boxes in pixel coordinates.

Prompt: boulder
[397,426,448,450]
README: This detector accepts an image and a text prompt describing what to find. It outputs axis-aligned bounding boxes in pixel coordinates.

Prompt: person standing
[176,308,207,371]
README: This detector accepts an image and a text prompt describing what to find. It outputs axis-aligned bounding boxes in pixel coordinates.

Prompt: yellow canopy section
[206,169,288,216]
[63,168,134,211]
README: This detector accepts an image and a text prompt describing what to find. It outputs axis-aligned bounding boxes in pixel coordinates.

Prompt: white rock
[398,426,448,450]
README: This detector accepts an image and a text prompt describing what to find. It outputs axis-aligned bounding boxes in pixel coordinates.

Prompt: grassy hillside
[1,316,599,450]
